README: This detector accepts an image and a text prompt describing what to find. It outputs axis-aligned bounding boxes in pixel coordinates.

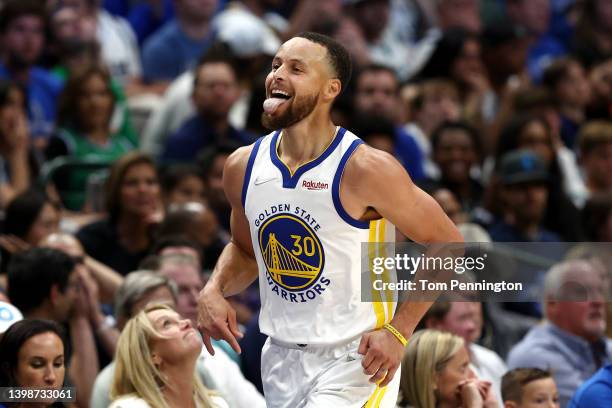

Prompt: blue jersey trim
[332,139,369,229]
[270,127,347,188]
[241,137,264,208]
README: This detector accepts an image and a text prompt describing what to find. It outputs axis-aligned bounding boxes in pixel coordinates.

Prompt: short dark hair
[7,248,76,314]
[150,234,203,257]
[160,164,206,196]
[351,113,396,144]
[502,368,553,403]
[542,57,581,90]
[0,0,46,34]
[355,63,398,86]
[0,319,67,387]
[193,42,239,87]
[4,189,56,240]
[295,32,352,94]
[197,141,242,176]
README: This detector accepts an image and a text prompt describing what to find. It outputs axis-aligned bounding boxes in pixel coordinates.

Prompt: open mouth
[263,89,292,114]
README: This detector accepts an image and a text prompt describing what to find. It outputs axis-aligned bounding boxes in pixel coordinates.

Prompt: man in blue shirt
[142,0,218,83]
[0,0,63,142]
[569,364,612,408]
[507,259,612,407]
[161,51,254,162]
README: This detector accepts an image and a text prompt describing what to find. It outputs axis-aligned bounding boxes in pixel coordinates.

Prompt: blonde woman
[398,330,498,408]
[110,304,227,408]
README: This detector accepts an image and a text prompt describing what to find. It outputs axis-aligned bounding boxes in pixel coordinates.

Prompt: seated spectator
[7,248,99,408]
[423,301,507,404]
[0,0,63,142]
[0,319,69,407]
[156,202,226,271]
[572,0,612,69]
[110,304,228,407]
[0,80,35,208]
[507,259,612,407]
[403,79,462,179]
[46,66,138,210]
[577,121,612,199]
[149,234,203,269]
[77,153,163,275]
[141,0,218,83]
[569,363,612,407]
[428,121,483,212]
[352,64,424,180]
[488,150,561,242]
[398,329,497,408]
[496,114,584,240]
[0,189,60,272]
[161,52,254,162]
[90,271,264,408]
[160,164,208,207]
[502,368,560,408]
[542,58,592,149]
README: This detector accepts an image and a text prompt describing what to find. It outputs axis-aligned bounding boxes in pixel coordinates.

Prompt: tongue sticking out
[263,97,286,114]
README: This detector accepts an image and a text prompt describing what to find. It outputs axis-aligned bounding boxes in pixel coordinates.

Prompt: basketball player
[197,32,463,407]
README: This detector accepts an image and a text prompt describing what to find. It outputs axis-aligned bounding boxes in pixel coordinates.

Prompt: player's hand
[357,328,405,387]
[197,283,243,355]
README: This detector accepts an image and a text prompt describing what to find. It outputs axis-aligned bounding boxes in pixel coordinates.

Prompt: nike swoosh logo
[254,177,277,185]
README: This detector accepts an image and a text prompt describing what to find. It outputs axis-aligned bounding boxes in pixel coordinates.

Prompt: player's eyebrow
[273,56,307,65]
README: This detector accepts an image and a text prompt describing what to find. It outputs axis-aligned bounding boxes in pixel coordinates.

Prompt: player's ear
[323,78,341,101]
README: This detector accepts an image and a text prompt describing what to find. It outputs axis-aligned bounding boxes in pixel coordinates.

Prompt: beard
[261,92,319,130]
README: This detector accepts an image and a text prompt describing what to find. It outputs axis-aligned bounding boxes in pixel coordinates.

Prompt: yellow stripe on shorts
[364,385,388,408]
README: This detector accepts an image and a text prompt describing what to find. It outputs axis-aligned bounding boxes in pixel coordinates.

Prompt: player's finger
[379,365,398,387]
[369,365,389,384]
[362,357,382,376]
[361,348,376,370]
[227,308,244,339]
[202,331,215,355]
[218,323,242,354]
[357,334,369,355]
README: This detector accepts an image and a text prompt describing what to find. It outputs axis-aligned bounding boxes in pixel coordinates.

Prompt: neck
[277,113,337,172]
[177,15,211,41]
[161,362,197,408]
[26,305,55,321]
[201,114,230,136]
[559,105,585,123]
[86,127,110,144]
[504,214,540,239]
[117,212,150,250]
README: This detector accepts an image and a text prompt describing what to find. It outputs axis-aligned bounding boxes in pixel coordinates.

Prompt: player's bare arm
[197,144,259,355]
[342,144,464,386]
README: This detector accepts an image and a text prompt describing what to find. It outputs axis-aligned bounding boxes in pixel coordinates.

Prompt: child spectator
[502,368,560,408]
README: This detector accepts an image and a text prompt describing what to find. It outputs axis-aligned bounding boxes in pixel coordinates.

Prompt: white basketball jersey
[242,127,396,345]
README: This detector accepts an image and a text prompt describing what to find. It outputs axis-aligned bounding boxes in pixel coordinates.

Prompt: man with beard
[161,50,255,162]
[197,32,462,407]
[508,259,612,407]
[0,0,63,141]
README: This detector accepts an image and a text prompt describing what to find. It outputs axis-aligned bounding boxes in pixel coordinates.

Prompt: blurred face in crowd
[159,246,201,267]
[176,0,218,22]
[518,120,554,166]
[193,62,240,122]
[0,85,26,143]
[148,308,201,367]
[159,261,203,325]
[435,346,472,407]
[15,332,65,392]
[165,175,207,207]
[415,87,460,135]
[501,182,548,226]
[52,268,79,323]
[581,142,612,190]
[428,302,482,345]
[51,6,81,43]
[120,163,161,219]
[26,203,60,246]
[512,377,560,408]
[354,69,399,122]
[506,0,550,36]
[432,189,467,225]
[546,263,607,342]
[436,0,481,32]
[556,61,591,108]
[595,0,612,31]
[131,286,176,318]
[1,15,45,69]
[451,39,485,88]
[352,0,390,41]
[78,73,113,132]
[363,133,394,155]
[433,128,478,185]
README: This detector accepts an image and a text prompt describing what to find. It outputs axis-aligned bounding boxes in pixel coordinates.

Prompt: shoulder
[223,138,264,205]
[109,395,150,408]
[77,219,113,241]
[571,366,612,406]
[506,326,563,367]
[142,22,177,54]
[343,143,412,191]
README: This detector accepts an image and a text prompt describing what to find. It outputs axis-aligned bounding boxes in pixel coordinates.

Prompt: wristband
[383,323,408,346]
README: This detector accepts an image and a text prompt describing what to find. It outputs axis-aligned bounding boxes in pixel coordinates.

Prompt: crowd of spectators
[0,0,611,407]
